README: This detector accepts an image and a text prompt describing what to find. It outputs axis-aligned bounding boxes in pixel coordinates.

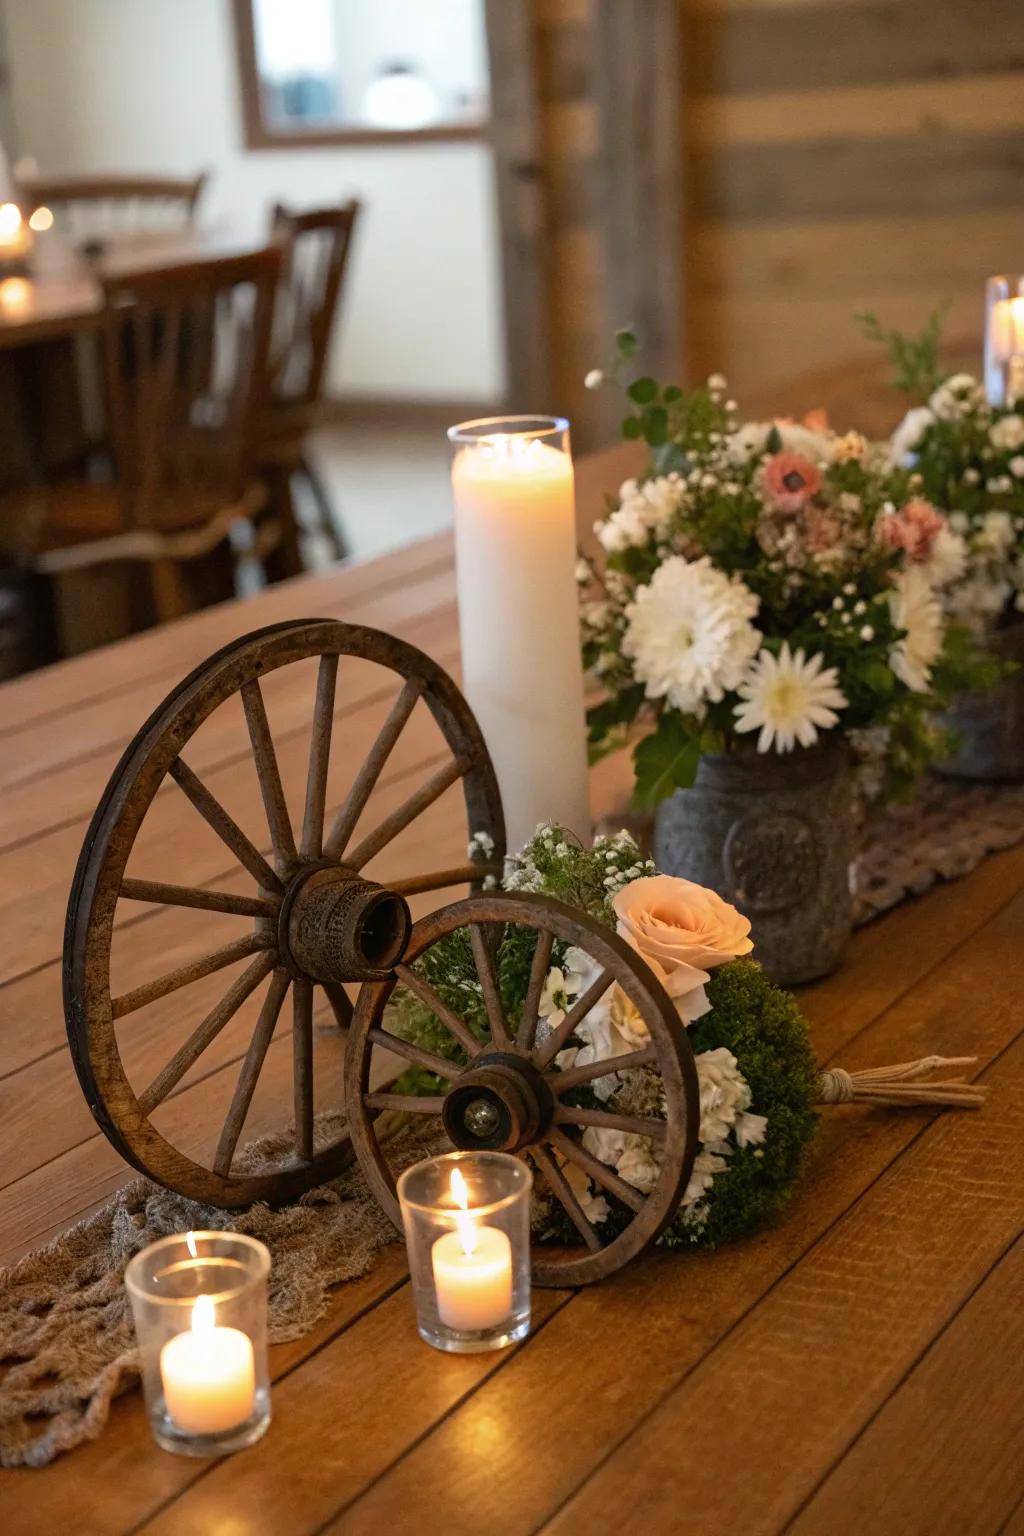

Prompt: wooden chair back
[16,172,208,239]
[100,246,281,532]
[269,200,360,410]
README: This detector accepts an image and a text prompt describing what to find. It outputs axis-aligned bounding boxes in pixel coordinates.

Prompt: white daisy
[733,644,847,754]
[889,566,944,693]
[623,556,761,717]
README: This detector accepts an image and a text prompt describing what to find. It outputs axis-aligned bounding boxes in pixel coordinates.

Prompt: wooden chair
[15,172,208,240]
[1,246,281,654]
[259,199,361,571]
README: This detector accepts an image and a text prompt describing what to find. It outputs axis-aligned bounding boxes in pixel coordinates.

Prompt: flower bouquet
[862,311,1024,779]
[389,828,981,1252]
[576,333,993,981]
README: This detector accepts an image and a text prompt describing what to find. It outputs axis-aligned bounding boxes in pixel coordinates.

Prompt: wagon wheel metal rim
[345,893,700,1286]
[64,618,506,1207]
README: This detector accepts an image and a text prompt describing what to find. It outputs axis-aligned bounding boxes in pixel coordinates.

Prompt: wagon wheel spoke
[290,979,315,1160]
[554,1106,668,1142]
[323,677,423,860]
[300,654,338,859]
[365,1092,446,1114]
[214,967,291,1174]
[394,964,481,1059]
[552,1044,658,1095]
[534,968,616,1068]
[119,878,279,920]
[241,678,297,871]
[170,756,284,894]
[111,932,274,1019]
[368,1026,455,1082]
[389,862,502,897]
[530,1143,603,1254]
[468,923,512,1049]
[343,755,470,874]
[323,982,354,1030]
[517,930,554,1052]
[547,1126,647,1215]
[137,948,277,1114]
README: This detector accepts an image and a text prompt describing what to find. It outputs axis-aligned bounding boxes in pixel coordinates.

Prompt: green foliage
[631,712,701,809]
[660,959,819,1249]
[856,306,948,400]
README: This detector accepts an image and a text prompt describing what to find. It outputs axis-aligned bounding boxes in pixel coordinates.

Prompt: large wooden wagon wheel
[64,619,505,1207]
[346,894,700,1286]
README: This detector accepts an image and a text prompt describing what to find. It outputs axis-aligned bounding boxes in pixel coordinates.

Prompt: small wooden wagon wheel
[64,619,504,1207]
[345,894,700,1285]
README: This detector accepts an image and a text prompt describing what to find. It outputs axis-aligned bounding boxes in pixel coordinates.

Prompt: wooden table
[0,228,260,348]
[1,444,1022,1534]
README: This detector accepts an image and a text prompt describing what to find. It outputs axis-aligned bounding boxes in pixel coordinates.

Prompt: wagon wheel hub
[281,864,412,983]
[442,1053,555,1153]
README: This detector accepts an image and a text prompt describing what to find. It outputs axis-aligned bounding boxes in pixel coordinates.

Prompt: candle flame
[186,1231,198,1259]
[28,205,53,232]
[450,1167,477,1257]
[192,1292,215,1335]
[0,202,21,236]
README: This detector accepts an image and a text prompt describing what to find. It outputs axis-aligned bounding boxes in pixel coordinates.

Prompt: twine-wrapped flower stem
[818,1055,986,1108]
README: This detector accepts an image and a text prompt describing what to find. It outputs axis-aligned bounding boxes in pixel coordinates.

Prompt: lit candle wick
[450,1167,477,1257]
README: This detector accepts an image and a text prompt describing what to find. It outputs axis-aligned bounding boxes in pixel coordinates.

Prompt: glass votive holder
[397,1151,532,1354]
[984,274,1024,407]
[125,1230,271,1457]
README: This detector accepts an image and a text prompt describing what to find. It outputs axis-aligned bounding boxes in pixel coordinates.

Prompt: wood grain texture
[786,1232,1024,1536]
[0,442,1020,1531]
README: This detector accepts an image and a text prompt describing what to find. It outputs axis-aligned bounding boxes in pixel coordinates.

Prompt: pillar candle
[984,276,1024,407]
[449,418,591,850]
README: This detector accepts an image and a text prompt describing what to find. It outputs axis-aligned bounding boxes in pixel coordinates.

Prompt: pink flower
[876,497,945,561]
[803,506,843,554]
[760,452,822,512]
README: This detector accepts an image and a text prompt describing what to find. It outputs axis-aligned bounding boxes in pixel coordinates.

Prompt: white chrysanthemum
[733,643,847,754]
[928,373,985,421]
[889,566,943,693]
[623,556,761,717]
[977,509,1015,558]
[989,414,1024,453]
[595,475,686,553]
[725,419,831,466]
[918,525,968,588]
[889,405,934,467]
[947,574,1013,632]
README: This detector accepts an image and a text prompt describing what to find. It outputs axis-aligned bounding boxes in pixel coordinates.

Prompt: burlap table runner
[0,1116,443,1469]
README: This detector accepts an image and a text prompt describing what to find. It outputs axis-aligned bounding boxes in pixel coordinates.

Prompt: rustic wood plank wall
[683,0,1024,422]
[530,0,1024,442]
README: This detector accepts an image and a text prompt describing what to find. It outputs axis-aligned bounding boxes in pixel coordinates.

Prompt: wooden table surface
[0,227,260,347]
[1,443,1022,1534]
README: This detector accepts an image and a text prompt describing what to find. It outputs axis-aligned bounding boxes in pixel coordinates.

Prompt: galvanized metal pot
[937,622,1024,782]
[653,740,857,987]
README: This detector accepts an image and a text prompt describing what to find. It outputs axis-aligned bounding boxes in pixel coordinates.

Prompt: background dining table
[0,441,1021,1534]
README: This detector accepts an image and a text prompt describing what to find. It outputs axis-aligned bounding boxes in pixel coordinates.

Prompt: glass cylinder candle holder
[984,274,1024,407]
[448,415,591,850]
[125,1231,271,1457]
[398,1151,532,1354]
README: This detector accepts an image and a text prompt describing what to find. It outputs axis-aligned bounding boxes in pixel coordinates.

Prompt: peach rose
[612,876,753,1024]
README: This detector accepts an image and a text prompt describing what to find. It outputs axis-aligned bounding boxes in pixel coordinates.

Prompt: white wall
[2,0,506,401]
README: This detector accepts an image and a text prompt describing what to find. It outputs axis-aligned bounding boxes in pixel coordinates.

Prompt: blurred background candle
[448,416,590,849]
[984,274,1024,407]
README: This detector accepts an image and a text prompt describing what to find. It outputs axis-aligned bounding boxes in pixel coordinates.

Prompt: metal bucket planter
[653,741,857,987]
[938,622,1024,782]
